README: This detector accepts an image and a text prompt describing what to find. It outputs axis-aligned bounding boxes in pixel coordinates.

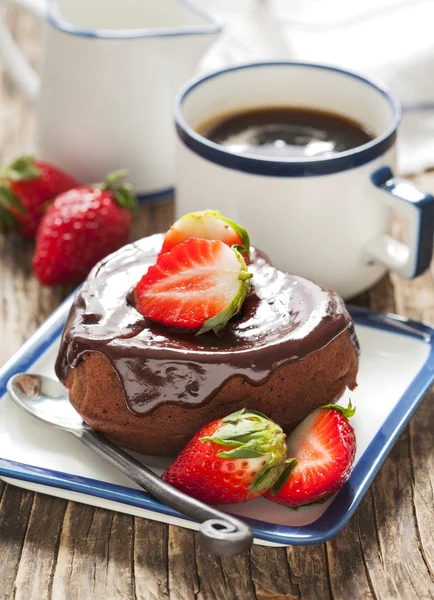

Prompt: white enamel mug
[174,61,434,299]
[0,0,221,201]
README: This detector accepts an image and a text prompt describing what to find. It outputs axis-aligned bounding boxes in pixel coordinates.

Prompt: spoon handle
[73,428,253,556]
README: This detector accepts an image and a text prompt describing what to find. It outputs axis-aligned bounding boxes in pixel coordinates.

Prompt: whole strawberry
[265,402,357,508]
[163,408,287,505]
[0,156,79,237]
[33,170,137,286]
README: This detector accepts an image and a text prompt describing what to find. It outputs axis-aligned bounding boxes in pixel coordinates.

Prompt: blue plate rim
[0,299,433,546]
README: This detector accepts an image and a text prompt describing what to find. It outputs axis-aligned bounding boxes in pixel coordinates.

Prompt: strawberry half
[0,156,79,238]
[135,238,252,334]
[163,408,287,505]
[160,210,250,260]
[265,402,357,508]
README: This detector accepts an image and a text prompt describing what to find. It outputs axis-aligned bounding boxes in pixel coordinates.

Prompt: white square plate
[1,297,433,546]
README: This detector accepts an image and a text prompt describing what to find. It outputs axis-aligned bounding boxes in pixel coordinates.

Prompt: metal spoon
[7,373,253,556]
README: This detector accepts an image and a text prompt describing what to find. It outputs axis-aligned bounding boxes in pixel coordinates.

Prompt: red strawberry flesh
[265,404,356,507]
[135,238,251,333]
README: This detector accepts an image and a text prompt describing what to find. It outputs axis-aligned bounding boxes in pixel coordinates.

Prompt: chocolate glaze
[56,234,357,416]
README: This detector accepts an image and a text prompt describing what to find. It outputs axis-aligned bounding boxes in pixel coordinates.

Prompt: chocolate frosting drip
[56,234,355,416]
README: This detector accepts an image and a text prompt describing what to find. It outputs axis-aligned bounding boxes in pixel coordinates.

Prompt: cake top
[56,233,355,414]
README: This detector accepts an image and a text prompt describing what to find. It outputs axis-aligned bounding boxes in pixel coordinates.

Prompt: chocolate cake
[56,233,359,455]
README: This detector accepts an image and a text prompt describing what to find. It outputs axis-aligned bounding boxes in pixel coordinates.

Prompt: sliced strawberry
[160,210,250,260]
[163,408,288,505]
[135,238,252,334]
[265,402,357,507]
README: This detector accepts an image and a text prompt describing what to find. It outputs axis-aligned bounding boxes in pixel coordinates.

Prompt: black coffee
[196,107,374,159]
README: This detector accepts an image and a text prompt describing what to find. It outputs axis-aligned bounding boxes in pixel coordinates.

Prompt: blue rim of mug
[175,61,402,177]
[46,0,221,39]
[137,187,174,204]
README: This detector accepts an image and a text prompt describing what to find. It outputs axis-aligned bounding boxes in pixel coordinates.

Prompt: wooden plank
[133,519,170,600]
[409,390,434,585]
[52,503,136,599]
[14,493,68,600]
[167,526,199,600]
[218,553,257,600]
[286,545,332,600]
[0,486,34,597]
[356,426,434,599]
[250,545,299,599]
[195,547,256,600]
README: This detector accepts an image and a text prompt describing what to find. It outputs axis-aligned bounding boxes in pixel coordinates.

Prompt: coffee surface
[197,107,374,159]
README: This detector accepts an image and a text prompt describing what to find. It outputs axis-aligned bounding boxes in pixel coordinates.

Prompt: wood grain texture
[1,7,434,600]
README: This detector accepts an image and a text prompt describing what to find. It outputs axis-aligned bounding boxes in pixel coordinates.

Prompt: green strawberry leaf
[114,184,138,213]
[231,243,248,256]
[0,156,41,182]
[104,169,129,186]
[216,211,250,259]
[0,184,26,214]
[201,436,244,448]
[197,247,252,335]
[268,459,298,496]
[250,460,288,496]
[321,399,356,419]
[222,408,246,423]
[99,169,138,218]
[201,420,270,448]
[216,447,265,459]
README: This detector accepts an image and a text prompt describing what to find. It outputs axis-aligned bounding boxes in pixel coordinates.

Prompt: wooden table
[1,9,434,600]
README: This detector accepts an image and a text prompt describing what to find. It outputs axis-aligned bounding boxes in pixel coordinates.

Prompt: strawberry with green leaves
[163,409,288,505]
[160,210,250,260]
[0,156,79,237]
[135,237,252,334]
[265,402,357,508]
[33,171,137,286]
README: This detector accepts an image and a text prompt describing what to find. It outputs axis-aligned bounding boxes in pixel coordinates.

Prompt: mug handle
[0,0,46,101]
[364,166,434,278]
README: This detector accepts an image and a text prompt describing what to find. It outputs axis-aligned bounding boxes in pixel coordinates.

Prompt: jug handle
[0,0,46,100]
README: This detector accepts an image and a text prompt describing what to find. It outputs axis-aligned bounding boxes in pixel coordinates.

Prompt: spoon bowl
[8,373,85,431]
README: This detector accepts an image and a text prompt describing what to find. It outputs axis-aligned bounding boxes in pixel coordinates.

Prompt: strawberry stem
[321,400,356,419]
[104,169,129,187]
[238,271,253,282]
[98,169,138,217]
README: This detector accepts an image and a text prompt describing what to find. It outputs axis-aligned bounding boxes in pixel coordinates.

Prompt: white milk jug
[0,0,221,200]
